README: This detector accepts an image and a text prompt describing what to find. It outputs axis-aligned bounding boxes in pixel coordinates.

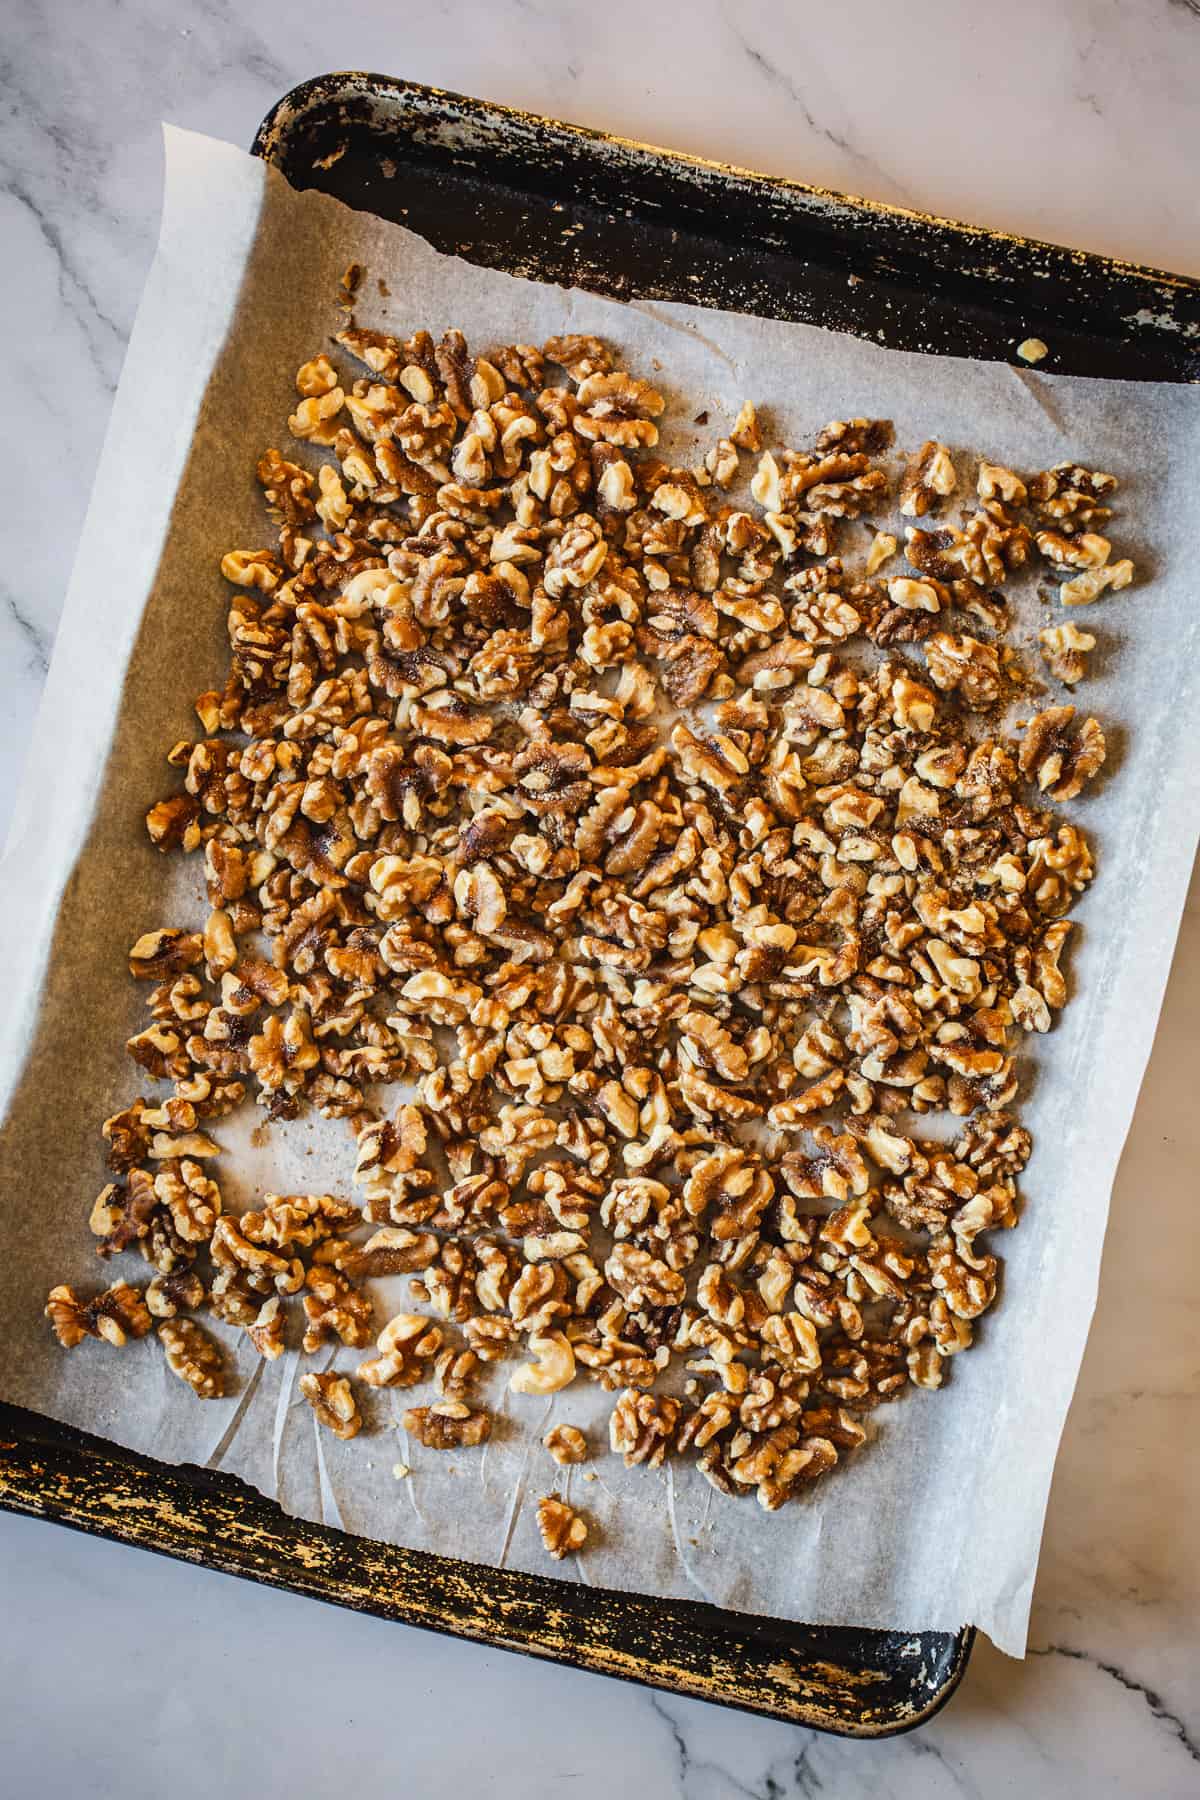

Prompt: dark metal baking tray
[23,65,1196,1738]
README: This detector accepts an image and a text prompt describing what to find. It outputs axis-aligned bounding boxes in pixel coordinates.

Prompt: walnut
[240,1191,357,1250]
[730,401,761,451]
[1039,623,1095,686]
[573,372,664,447]
[318,1226,438,1279]
[923,632,1003,709]
[154,1159,221,1243]
[604,1244,686,1309]
[543,1423,588,1464]
[300,1371,362,1439]
[435,1345,479,1399]
[1016,706,1106,801]
[302,1265,374,1352]
[977,462,1026,505]
[729,1427,838,1509]
[1028,463,1116,532]
[145,1269,206,1319]
[128,928,203,980]
[865,530,897,576]
[402,1401,491,1448]
[1035,529,1111,572]
[244,1296,287,1359]
[46,1281,152,1348]
[158,1318,226,1398]
[537,1494,589,1559]
[899,441,956,516]
[210,1216,304,1296]
[465,1314,517,1361]
[1059,560,1134,607]
[357,1311,442,1387]
[759,1312,822,1373]
[510,1329,577,1394]
[543,334,612,380]
[609,1389,680,1467]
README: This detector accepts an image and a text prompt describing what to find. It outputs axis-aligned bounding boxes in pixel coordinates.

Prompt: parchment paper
[2,127,1198,1658]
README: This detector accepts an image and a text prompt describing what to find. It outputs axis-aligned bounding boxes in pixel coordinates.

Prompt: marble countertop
[2,2,1198,1793]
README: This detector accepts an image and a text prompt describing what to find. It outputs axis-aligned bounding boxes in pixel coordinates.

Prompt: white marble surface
[1,2,1198,1793]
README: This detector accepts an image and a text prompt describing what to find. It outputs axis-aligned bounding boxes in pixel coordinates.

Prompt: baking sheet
[2,126,1198,1659]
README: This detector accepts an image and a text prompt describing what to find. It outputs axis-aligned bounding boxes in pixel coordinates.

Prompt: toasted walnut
[154,1158,221,1243]
[158,1318,225,1398]
[537,1494,589,1559]
[899,441,956,516]
[1016,706,1106,801]
[510,1330,577,1395]
[402,1401,491,1448]
[1059,559,1134,607]
[211,1216,304,1296]
[574,372,664,448]
[46,1281,152,1348]
[145,1269,206,1319]
[865,530,897,575]
[357,1311,442,1387]
[543,1423,589,1465]
[244,1296,287,1359]
[240,1192,357,1250]
[604,1244,686,1309]
[300,1371,362,1439]
[729,1427,839,1510]
[609,1389,680,1467]
[1039,623,1095,687]
[730,401,761,451]
[466,1314,517,1361]
[128,928,203,980]
[977,462,1026,504]
[1029,462,1116,531]
[924,632,1003,709]
[319,1226,439,1279]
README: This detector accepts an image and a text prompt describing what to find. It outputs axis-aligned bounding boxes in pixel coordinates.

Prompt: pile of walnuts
[46,318,1137,1518]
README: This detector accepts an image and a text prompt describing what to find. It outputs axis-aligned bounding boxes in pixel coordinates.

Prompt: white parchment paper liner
[3,127,1198,1656]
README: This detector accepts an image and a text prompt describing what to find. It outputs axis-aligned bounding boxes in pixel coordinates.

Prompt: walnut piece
[543,1423,589,1465]
[1016,706,1106,801]
[402,1401,492,1449]
[158,1318,226,1398]
[1039,623,1095,687]
[46,1282,152,1348]
[299,1371,362,1439]
[537,1493,589,1559]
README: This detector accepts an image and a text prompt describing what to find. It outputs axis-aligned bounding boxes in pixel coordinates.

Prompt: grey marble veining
[1,2,1198,1794]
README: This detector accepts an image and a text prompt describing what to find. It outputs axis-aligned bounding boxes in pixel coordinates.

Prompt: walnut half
[158,1318,226,1398]
[537,1493,589,1559]
[402,1401,491,1449]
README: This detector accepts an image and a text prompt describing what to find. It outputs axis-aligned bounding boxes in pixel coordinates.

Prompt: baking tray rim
[0,1399,976,1738]
[254,68,1200,303]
